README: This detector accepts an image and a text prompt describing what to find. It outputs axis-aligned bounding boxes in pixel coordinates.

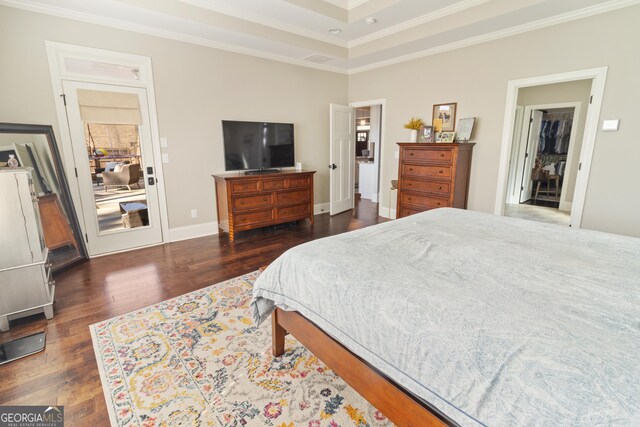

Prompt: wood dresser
[213,170,316,241]
[396,143,474,218]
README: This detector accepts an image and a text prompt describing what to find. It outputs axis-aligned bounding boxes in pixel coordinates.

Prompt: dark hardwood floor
[0,198,384,426]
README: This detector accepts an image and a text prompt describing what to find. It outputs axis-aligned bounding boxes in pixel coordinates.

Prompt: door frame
[510,102,581,209]
[495,67,608,228]
[349,98,387,215]
[45,41,169,255]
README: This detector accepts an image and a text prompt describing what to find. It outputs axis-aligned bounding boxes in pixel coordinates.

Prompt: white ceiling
[4,0,640,73]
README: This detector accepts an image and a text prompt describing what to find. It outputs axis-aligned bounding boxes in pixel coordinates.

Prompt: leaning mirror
[0,123,87,272]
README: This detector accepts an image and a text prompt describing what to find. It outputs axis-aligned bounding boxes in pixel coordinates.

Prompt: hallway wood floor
[0,199,384,426]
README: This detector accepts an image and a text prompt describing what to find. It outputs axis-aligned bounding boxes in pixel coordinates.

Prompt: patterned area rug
[90,271,391,426]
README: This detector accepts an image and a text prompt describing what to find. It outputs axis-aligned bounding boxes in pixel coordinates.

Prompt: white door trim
[349,98,386,215]
[45,41,170,254]
[495,67,608,228]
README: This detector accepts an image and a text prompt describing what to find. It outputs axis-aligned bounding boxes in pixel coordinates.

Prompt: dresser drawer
[399,206,427,218]
[403,148,453,163]
[287,176,311,188]
[401,193,450,209]
[234,209,273,227]
[401,179,450,194]
[402,164,451,178]
[277,203,310,220]
[263,179,285,191]
[231,180,260,193]
[233,193,273,210]
[276,189,309,204]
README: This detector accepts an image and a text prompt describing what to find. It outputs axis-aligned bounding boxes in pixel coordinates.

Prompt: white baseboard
[314,203,330,215]
[169,221,218,242]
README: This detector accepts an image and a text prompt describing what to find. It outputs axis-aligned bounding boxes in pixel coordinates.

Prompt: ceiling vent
[302,54,334,64]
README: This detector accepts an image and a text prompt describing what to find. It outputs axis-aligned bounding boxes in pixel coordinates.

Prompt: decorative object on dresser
[396,142,474,218]
[0,123,87,272]
[418,125,435,143]
[403,117,424,143]
[439,131,456,143]
[456,117,476,142]
[213,170,315,241]
[0,169,55,332]
[432,102,457,132]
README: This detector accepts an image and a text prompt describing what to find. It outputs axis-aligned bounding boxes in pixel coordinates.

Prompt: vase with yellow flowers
[403,117,424,142]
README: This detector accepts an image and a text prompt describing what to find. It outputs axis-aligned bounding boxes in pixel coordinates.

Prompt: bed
[251,208,640,426]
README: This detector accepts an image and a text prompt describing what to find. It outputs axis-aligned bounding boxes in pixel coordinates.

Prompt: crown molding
[3,0,639,76]
[348,0,640,74]
[323,0,369,10]
[348,0,491,47]
[178,0,349,48]
[0,0,348,74]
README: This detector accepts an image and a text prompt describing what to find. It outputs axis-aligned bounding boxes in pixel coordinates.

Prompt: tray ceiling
[3,0,639,73]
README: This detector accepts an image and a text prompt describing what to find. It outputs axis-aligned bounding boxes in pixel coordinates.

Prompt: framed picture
[432,102,457,132]
[440,132,456,143]
[456,117,475,142]
[418,125,434,142]
[0,147,21,168]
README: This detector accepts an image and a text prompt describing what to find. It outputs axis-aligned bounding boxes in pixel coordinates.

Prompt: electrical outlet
[191,209,198,219]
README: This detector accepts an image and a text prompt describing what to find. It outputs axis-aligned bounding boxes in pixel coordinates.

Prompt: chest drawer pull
[436,202,441,206]
[440,153,445,157]
[264,213,269,217]
[439,170,443,174]
[409,167,413,171]
[263,197,268,201]
[240,201,245,205]
[438,186,442,190]
[243,185,248,189]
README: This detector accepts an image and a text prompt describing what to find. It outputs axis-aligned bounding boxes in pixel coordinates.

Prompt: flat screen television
[222,120,294,172]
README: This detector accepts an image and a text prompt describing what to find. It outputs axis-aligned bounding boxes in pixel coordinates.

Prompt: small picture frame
[432,102,457,132]
[418,125,434,142]
[440,131,456,143]
[456,117,475,142]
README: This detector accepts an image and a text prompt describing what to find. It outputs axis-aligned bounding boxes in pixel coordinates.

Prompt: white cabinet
[0,169,55,332]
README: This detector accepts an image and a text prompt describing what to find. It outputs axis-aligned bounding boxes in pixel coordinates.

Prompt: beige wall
[0,6,347,230]
[349,5,640,237]
[517,80,592,203]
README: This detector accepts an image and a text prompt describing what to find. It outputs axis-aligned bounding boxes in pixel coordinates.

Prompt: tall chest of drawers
[213,170,316,241]
[396,143,474,218]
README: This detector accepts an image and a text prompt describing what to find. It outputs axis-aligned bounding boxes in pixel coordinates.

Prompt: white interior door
[329,104,355,215]
[519,110,543,203]
[62,80,163,256]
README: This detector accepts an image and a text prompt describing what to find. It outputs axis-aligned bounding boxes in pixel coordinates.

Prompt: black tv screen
[222,121,295,171]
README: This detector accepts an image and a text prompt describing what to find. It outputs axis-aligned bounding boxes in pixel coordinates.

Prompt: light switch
[160,137,168,147]
[162,153,169,163]
[602,119,619,131]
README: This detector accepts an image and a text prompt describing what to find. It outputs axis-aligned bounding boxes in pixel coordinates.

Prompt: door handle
[328,163,337,170]
[148,177,157,186]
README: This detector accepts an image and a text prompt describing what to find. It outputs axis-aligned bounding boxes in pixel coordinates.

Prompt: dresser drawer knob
[408,183,412,186]
[408,197,412,201]
[438,186,442,190]
[282,210,287,215]
[240,201,245,205]
[264,213,269,217]
[241,217,246,221]
[440,153,445,157]
[263,197,268,201]
[409,168,413,171]
[243,185,248,189]
[409,152,414,156]
[439,170,443,174]
[436,202,441,206]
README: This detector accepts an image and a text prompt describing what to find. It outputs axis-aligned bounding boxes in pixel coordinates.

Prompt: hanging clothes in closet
[538,111,572,154]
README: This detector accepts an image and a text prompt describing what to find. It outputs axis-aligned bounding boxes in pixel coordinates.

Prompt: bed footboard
[270,307,451,427]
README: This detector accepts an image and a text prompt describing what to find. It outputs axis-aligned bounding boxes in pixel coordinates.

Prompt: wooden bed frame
[271,307,454,427]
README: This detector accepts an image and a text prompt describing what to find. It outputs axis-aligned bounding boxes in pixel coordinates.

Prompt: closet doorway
[351,101,384,207]
[502,79,592,226]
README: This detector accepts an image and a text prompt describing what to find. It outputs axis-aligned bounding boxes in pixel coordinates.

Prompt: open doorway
[353,104,382,205]
[498,74,602,227]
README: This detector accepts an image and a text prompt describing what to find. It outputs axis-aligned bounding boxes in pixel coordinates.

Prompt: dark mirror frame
[0,123,88,272]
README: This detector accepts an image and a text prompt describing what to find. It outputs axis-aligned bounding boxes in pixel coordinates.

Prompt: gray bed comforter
[251,208,640,426]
